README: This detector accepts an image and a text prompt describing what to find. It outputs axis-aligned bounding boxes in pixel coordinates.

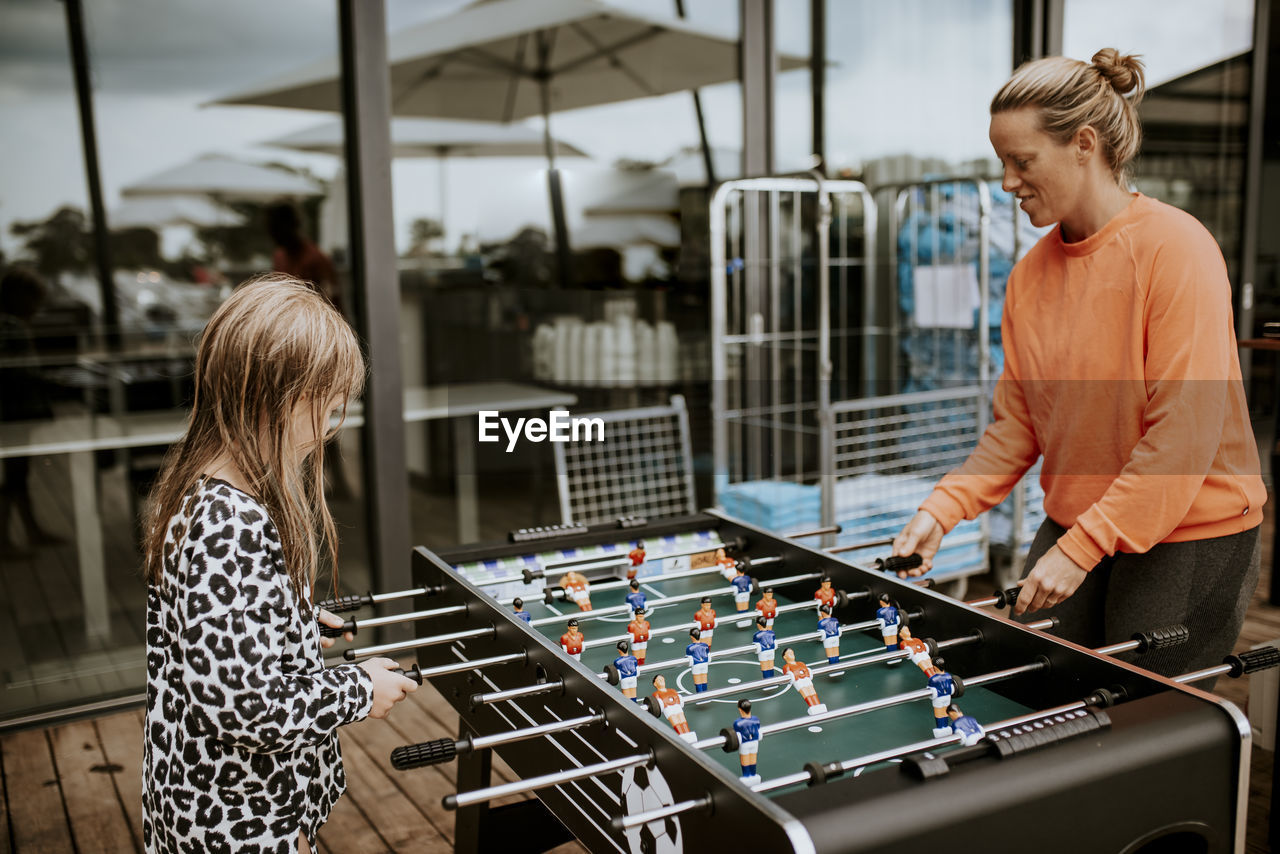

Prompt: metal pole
[63,0,120,351]
[446,753,650,810]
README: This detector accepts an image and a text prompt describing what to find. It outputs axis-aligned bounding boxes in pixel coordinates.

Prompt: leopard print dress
[143,477,373,853]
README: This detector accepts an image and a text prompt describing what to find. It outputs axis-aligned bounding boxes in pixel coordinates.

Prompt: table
[0,382,575,641]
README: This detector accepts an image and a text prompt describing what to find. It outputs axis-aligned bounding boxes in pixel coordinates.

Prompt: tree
[408,217,445,257]
[9,206,92,281]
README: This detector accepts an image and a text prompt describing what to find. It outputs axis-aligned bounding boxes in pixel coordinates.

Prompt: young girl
[141,274,417,853]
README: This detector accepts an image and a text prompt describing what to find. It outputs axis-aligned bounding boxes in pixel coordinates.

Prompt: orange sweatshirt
[920,194,1264,570]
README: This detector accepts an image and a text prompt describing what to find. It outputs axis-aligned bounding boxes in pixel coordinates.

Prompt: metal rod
[1094,638,1144,657]
[823,536,895,555]
[469,680,564,707]
[1174,664,1233,684]
[616,796,712,831]
[409,652,525,681]
[688,644,916,705]
[343,626,495,660]
[371,586,433,605]
[470,713,602,752]
[445,753,650,810]
[528,571,821,628]
[691,660,1046,752]
[481,539,740,589]
[785,525,841,539]
[502,564,726,605]
[580,598,822,651]
[354,604,467,630]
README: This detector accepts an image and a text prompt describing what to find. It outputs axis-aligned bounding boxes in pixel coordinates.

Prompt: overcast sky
[0,0,1254,257]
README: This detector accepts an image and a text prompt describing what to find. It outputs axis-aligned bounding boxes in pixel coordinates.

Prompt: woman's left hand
[317,607,354,648]
[1013,546,1089,616]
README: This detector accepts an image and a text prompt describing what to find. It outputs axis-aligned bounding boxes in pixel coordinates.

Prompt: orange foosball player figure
[693,597,717,647]
[898,626,933,672]
[781,647,827,716]
[814,576,837,609]
[627,609,652,664]
[560,619,585,662]
[715,547,738,582]
[627,541,646,580]
[755,588,778,629]
[651,674,698,743]
[559,570,593,611]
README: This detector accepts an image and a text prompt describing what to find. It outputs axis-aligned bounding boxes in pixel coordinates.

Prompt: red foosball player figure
[781,647,827,715]
[755,588,778,628]
[652,674,698,743]
[558,570,593,611]
[560,618,585,662]
[898,626,933,672]
[715,547,738,582]
[814,575,837,609]
[627,608,651,664]
[693,596,717,647]
[627,540,646,580]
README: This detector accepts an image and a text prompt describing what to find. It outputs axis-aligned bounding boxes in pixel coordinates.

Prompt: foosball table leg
[453,719,576,853]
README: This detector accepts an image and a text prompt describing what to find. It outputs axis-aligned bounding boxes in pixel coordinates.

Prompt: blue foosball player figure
[927,659,956,737]
[625,579,647,618]
[817,604,841,664]
[947,704,985,745]
[730,564,754,614]
[752,616,777,678]
[732,698,762,786]
[876,594,902,664]
[614,640,640,700]
[512,597,532,623]
[686,628,712,692]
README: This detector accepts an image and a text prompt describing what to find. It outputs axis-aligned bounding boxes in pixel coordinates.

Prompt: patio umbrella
[109,195,247,229]
[122,154,324,202]
[262,117,589,250]
[211,0,806,280]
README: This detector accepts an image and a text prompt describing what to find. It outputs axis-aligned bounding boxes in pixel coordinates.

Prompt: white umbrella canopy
[212,0,805,122]
[109,195,247,229]
[262,117,589,159]
[122,154,324,202]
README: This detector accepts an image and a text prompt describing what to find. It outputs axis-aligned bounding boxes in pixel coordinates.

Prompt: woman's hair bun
[1091,48,1145,99]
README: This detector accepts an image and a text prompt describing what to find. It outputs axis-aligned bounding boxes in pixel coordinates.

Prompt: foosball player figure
[755,587,778,629]
[898,626,932,672]
[558,570,593,611]
[560,618,585,662]
[781,647,827,715]
[715,546,738,582]
[875,593,902,664]
[625,579,647,618]
[814,576,837,609]
[752,616,777,678]
[946,704,985,746]
[627,540,646,580]
[730,564,753,614]
[927,659,957,737]
[732,699,762,786]
[652,674,698,743]
[694,596,717,647]
[686,627,712,692]
[614,640,640,700]
[817,604,841,664]
[627,609,651,664]
[512,597,532,624]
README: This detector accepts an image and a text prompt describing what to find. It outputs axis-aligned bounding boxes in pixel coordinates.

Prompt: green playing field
[511,562,1032,791]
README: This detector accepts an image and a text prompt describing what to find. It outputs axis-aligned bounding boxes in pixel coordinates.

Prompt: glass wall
[0,0,373,721]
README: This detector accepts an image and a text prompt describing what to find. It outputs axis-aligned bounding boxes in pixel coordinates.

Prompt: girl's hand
[357,657,419,719]
[1013,546,1088,616]
[317,608,353,649]
[891,510,944,576]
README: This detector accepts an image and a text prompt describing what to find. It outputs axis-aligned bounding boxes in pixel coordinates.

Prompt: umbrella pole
[674,0,717,186]
[437,150,449,255]
[539,72,573,286]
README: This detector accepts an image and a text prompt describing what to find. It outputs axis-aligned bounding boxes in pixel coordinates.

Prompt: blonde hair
[142,274,366,599]
[991,48,1146,183]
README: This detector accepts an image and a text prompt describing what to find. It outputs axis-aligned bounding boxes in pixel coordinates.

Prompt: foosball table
[323,512,1273,854]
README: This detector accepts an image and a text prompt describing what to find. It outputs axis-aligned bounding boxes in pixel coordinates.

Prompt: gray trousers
[1018,518,1260,678]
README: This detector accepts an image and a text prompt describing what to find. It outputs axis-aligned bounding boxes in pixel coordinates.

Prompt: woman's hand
[357,657,419,719]
[1013,546,1089,616]
[891,510,944,576]
[317,607,353,649]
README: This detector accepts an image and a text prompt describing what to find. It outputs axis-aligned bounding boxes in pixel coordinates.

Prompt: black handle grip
[544,586,564,606]
[522,567,543,584]
[804,760,846,786]
[1131,624,1188,653]
[876,554,923,574]
[392,664,424,685]
[993,587,1021,609]
[719,727,740,752]
[319,619,356,639]
[642,696,661,717]
[603,664,620,686]
[1225,646,1280,677]
[391,738,458,770]
[317,592,372,614]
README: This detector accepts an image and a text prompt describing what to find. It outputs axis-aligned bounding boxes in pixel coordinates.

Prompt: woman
[892,49,1265,677]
